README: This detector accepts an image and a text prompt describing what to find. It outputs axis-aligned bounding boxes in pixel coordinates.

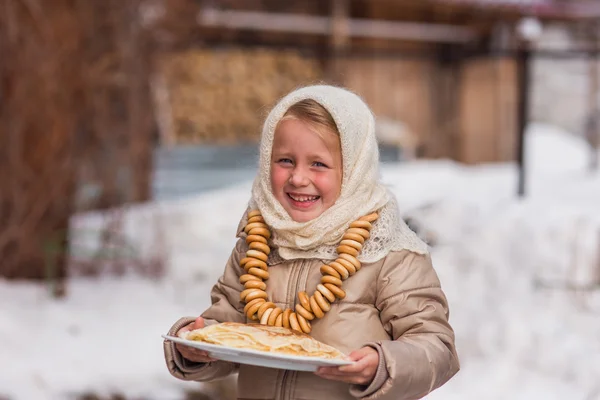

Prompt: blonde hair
[279,99,340,140]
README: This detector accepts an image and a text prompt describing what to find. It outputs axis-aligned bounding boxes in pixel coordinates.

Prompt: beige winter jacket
[164,238,459,400]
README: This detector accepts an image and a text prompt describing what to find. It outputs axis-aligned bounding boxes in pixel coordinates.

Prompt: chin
[286,208,320,223]
[290,213,315,223]
[276,194,327,222]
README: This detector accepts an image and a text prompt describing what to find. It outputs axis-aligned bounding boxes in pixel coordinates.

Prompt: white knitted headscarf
[242,85,428,263]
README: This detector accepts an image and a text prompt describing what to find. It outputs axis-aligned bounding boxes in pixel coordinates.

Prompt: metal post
[587,21,600,173]
[516,43,531,197]
[326,0,349,83]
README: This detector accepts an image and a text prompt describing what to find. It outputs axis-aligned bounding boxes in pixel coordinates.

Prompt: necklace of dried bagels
[239,209,378,334]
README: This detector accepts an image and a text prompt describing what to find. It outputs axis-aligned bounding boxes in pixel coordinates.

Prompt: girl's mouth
[287,193,320,208]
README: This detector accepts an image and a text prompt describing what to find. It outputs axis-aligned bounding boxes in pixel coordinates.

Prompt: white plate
[162,335,353,372]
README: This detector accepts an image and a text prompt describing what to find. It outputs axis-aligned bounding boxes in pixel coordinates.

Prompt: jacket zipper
[279,370,288,400]
[279,259,310,400]
[294,259,311,305]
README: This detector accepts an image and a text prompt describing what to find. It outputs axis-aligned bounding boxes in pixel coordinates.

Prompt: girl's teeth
[289,194,318,202]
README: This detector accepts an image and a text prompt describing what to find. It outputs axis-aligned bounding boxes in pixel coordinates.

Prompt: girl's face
[270,118,342,222]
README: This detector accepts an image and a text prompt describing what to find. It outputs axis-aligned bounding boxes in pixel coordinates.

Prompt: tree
[0,0,83,283]
[0,0,155,286]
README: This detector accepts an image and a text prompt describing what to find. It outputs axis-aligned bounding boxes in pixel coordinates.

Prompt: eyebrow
[272,150,333,160]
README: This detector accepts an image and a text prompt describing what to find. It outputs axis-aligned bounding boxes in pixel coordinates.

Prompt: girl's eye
[313,161,328,168]
[278,158,293,164]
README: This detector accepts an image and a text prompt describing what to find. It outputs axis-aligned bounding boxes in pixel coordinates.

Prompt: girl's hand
[315,346,379,385]
[175,316,217,363]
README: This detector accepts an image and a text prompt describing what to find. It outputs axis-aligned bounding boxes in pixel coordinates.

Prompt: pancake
[179,322,347,360]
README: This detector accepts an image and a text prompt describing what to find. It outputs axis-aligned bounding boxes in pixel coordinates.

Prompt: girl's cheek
[271,166,287,190]
[314,173,341,200]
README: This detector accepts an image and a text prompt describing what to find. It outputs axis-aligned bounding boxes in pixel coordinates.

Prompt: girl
[164,85,459,400]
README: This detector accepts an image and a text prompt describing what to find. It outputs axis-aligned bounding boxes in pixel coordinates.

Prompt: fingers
[338,358,370,373]
[348,346,374,360]
[315,346,379,385]
[176,316,204,338]
[172,316,212,362]
[175,343,216,363]
[339,349,376,373]
[193,316,205,330]
[175,322,194,338]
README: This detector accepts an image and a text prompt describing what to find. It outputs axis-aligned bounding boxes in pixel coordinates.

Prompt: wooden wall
[333,55,519,164]
[156,48,519,164]
[459,57,518,163]
[332,57,435,155]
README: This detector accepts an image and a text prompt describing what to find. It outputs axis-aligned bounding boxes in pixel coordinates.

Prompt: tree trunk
[1,0,159,283]
[0,0,83,283]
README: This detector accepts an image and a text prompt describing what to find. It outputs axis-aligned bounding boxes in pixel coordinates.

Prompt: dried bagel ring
[282,308,292,329]
[309,295,325,318]
[350,220,372,230]
[247,215,265,224]
[239,211,380,331]
[320,264,341,279]
[346,227,370,239]
[246,234,268,245]
[324,283,346,299]
[297,313,311,334]
[244,298,266,319]
[257,302,276,319]
[336,244,359,257]
[249,241,270,255]
[336,257,356,275]
[243,297,265,314]
[244,222,268,234]
[289,312,301,332]
[338,253,361,271]
[244,280,266,290]
[313,290,331,312]
[243,258,268,272]
[298,291,312,311]
[245,289,268,303]
[240,274,261,284]
[248,267,269,280]
[239,257,252,267]
[340,239,362,251]
[248,227,271,239]
[342,232,365,244]
[260,307,274,325]
[358,212,378,222]
[275,313,283,327]
[329,261,350,279]
[248,210,262,218]
[246,249,268,262]
[321,275,343,287]
[268,307,283,325]
[317,283,336,303]
[295,303,315,321]
[240,288,260,301]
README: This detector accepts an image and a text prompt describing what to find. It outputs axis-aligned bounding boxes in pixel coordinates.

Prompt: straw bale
[158,48,322,144]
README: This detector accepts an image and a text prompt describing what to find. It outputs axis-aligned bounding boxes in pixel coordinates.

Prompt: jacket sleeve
[350,251,460,400]
[163,238,248,382]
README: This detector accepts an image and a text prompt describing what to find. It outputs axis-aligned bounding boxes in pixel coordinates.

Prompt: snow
[1,122,599,400]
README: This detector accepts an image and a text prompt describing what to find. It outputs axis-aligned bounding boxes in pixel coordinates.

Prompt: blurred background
[1,0,599,399]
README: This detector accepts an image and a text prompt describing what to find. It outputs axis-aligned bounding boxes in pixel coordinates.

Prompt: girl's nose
[289,168,309,187]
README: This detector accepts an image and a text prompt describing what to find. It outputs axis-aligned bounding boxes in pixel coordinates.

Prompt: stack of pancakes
[180,322,347,360]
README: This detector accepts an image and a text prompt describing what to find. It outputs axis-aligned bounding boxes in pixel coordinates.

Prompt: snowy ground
[1,123,599,400]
